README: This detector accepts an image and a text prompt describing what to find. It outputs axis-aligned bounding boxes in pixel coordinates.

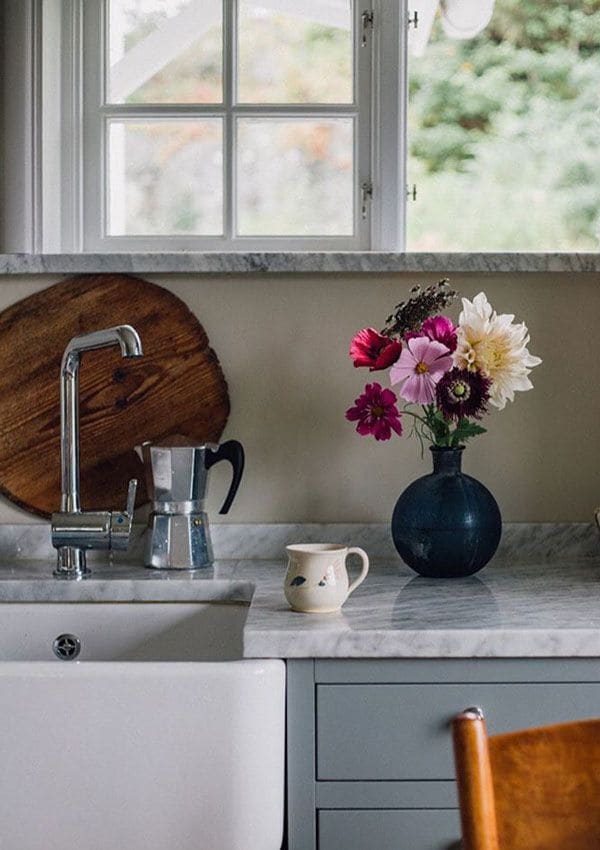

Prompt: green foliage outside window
[408,0,600,251]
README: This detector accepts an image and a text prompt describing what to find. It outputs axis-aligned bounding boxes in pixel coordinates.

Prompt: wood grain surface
[0,275,230,517]
[453,712,600,850]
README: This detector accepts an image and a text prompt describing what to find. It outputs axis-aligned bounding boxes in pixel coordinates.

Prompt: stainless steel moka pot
[141,441,244,570]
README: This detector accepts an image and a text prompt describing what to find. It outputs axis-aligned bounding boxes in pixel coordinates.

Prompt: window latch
[361,181,374,219]
[408,10,419,29]
[406,184,418,201]
[361,10,374,46]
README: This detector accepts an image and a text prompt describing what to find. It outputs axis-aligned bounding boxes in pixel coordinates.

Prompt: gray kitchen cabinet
[318,810,462,850]
[287,658,600,850]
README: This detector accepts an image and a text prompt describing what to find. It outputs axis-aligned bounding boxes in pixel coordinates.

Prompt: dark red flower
[346,382,403,441]
[436,368,491,421]
[349,328,402,371]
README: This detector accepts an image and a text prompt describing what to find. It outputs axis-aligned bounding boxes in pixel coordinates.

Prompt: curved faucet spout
[54,325,144,577]
[116,325,144,359]
[62,325,143,376]
[61,325,143,512]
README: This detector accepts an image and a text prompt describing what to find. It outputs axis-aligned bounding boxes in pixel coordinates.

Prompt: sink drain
[52,633,81,660]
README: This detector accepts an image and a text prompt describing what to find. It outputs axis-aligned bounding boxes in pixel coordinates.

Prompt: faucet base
[54,547,90,579]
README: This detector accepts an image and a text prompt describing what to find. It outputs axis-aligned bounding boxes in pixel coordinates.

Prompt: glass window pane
[237,2,353,103]
[108,120,223,236]
[407,1,600,252]
[237,119,354,236]
[108,0,222,104]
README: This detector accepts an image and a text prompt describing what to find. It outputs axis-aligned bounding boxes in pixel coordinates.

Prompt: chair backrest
[452,708,600,850]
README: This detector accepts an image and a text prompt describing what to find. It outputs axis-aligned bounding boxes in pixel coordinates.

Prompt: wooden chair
[452,707,600,850]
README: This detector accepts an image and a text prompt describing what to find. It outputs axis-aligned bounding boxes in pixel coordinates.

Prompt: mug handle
[346,547,369,597]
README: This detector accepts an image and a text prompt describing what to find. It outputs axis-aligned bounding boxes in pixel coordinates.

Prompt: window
[83,1,370,250]
[2,0,406,253]
[4,0,597,254]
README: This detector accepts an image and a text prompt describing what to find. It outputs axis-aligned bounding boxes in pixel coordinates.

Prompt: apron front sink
[0,596,285,850]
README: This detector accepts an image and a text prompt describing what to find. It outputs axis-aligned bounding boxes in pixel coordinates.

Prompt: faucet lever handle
[125,478,137,519]
[109,478,138,550]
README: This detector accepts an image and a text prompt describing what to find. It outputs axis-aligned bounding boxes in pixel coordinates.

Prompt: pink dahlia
[349,328,402,371]
[405,316,457,353]
[390,337,454,404]
[346,382,403,441]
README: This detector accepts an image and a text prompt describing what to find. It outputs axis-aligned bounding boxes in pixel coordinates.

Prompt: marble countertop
[0,542,599,658]
[242,558,600,658]
[2,251,600,275]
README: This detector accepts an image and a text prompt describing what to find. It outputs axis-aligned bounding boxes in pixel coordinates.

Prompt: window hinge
[361,10,375,46]
[361,180,374,219]
[406,183,418,202]
[408,10,419,29]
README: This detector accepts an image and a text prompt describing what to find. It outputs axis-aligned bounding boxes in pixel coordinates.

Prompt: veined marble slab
[1,252,600,275]
[243,559,600,658]
[0,522,596,564]
[0,557,600,658]
[0,523,598,659]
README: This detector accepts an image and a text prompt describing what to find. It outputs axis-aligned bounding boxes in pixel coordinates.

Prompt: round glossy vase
[391,446,501,578]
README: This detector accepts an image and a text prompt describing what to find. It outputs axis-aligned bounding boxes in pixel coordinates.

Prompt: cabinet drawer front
[318,810,461,850]
[317,683,600,780]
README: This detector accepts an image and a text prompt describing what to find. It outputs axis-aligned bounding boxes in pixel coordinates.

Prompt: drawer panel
[316,683,600,780]
[315,658,600,683]
[318,809,461,850]
[316,780,457,809]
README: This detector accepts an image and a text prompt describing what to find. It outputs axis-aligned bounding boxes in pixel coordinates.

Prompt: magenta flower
[421,316,458,352]
[390,337,454,404]
[349,328,402,371]
[346,382,403,441]
[406,316,457,353]
[436,368,491,421]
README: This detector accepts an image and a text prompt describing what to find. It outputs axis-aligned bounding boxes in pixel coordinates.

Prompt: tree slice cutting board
[0,275,230,518]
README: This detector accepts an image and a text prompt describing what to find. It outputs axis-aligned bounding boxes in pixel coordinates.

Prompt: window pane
[407,1,600,251]
[108,120,223,236]
[237,2,353,103]
[107,0,222,104]
[237,119,354,236]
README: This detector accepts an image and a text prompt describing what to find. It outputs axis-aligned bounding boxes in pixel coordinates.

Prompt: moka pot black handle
[204,440,245,514]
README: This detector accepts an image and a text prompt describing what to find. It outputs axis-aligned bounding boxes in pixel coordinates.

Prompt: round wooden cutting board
[0,275,230,517]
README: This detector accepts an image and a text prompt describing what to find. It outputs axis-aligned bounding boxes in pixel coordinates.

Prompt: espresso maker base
[145,513,214,570]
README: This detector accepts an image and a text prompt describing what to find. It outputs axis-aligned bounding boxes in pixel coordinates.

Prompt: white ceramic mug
[284,544,370,614]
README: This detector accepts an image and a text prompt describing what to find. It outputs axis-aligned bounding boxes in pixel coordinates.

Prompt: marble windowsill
[1,252,600,276]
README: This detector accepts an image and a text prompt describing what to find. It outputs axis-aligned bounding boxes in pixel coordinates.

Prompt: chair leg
[452,708,500,850]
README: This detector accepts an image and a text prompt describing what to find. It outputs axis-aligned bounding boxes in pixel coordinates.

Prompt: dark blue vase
[391,446,501,578]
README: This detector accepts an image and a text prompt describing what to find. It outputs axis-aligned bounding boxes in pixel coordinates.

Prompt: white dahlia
[454,292,542,410]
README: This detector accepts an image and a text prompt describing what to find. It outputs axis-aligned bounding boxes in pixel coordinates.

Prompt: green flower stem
[401,408,431,428]
[400,408,437,445]
[402,404,487,450]
[422,403,452,448]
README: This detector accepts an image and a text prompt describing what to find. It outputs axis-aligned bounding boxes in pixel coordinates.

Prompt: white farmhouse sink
[0,600,285,850]
[0,601,247,661]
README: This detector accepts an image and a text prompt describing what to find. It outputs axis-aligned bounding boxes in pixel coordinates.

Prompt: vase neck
[430,447,464,474]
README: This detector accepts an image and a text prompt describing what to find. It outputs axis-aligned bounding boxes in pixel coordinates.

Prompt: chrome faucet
[51,326,144,578]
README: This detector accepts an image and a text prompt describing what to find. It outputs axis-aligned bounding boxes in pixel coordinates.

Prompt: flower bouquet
[346,280,542,577]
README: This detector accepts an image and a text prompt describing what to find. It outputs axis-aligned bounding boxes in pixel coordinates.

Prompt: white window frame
[1,0,408,253]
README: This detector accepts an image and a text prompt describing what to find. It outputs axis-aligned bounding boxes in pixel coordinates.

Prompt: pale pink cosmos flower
[390,336,454,404]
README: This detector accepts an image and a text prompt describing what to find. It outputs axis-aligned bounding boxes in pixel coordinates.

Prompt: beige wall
[0,271,597,523]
